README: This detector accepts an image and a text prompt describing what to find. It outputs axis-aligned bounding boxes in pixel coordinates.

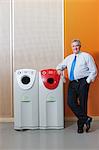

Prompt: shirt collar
[75,51,82,57]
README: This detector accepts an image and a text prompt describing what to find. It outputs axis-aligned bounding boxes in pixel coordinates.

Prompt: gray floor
[0,121,99,150]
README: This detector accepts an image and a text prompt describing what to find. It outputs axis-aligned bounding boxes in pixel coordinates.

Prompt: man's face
[71,42,81,54]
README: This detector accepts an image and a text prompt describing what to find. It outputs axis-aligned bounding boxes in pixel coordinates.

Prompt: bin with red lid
[39,69,64,129]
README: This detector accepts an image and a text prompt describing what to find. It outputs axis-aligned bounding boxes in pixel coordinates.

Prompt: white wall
[14,0,64,70]
[0,0,12,117]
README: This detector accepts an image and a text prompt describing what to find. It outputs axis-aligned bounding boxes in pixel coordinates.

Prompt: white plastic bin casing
[39,69,64,129]
[14,69,39,130]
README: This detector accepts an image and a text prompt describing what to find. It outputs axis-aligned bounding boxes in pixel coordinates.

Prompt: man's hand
[56,69,63,76]
[56,69,66,83]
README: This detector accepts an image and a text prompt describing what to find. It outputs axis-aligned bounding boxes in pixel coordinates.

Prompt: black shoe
[85,117,92,132]
[77,128,84,134]
[77,119,84,134]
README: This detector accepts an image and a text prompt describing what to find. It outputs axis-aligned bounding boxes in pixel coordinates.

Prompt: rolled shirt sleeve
[86,54,97,83]
[56,58,67,71]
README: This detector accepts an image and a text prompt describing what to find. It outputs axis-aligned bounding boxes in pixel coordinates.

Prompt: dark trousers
[67,77,90,123]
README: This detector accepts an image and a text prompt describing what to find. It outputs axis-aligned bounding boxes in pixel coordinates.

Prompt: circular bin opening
[47,78,54,84]
[21,76,30,84]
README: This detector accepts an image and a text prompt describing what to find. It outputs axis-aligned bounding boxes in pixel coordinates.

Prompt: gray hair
[71,39,81,46]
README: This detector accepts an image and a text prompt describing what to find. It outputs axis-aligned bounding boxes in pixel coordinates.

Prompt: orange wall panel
[64,0,99,117]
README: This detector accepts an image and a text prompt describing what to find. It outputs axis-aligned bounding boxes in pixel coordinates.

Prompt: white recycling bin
[39,69,64,129]
[14,69,39,130]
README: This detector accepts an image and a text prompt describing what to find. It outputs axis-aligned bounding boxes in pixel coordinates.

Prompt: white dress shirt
[56,51,97,83]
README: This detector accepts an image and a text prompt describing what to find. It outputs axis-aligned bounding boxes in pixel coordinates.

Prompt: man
[56,39,97,133]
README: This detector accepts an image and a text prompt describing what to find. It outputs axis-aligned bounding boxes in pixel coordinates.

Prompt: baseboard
[65,116,99,121]
[0,118,14,122]
[0,117,99,123]
[65,117,77,122]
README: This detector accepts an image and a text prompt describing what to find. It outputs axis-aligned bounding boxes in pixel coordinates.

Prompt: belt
[70,76,88,83]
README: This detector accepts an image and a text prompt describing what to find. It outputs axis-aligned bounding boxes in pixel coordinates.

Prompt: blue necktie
[70,55,77,81]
